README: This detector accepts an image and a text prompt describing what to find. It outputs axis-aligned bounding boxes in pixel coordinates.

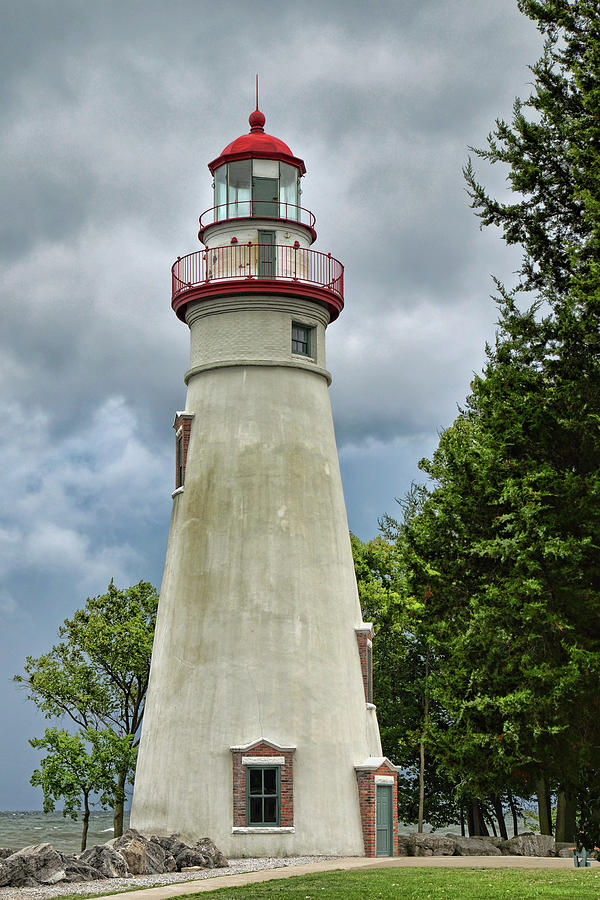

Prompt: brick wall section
[355,630,373,703]
[355,763,398,857]
[232,742,294,827]
[173,413,193,488]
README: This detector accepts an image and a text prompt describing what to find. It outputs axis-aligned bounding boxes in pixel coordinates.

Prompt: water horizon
[0,809,131,854]
[0,809,528,857]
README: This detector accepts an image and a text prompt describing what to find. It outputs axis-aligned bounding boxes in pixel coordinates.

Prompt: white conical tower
[131,106,399,858]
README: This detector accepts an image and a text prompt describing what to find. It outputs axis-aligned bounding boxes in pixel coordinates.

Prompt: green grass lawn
[164,867,600,900]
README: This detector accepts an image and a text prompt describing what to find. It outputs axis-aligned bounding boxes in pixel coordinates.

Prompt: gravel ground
[0,856,341,899]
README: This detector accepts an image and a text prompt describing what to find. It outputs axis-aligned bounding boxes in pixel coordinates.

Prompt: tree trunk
[476,802,490,837]
[81,794,90,852]
[417,648,430,834]
[467,800,489,837]
[417,737,425,833]
[460,804,465,837]
[491,794,508,840]
[555,789,577,843]
[113,769,127,838]
[508,793,519,837]
[467,800,476,837]
[536,778,553,836]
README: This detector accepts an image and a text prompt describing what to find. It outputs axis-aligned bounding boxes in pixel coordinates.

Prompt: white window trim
[230,738,296,753]
[172,486,184,498]
[375,775,395,785]
[232,826,295,834]
[242,756,285,766]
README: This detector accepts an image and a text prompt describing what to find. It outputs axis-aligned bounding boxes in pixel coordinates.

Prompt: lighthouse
[131,105,399,858]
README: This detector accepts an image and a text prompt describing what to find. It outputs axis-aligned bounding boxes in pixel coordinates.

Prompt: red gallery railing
[172,243,344,304]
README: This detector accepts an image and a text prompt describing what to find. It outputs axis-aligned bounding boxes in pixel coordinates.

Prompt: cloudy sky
[1,0,543,809]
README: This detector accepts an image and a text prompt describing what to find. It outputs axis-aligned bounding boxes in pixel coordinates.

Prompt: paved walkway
[97,854,592,900]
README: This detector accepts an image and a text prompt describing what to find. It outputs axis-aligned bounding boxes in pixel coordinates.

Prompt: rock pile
[0,828,228,888]
[399,831,582,858]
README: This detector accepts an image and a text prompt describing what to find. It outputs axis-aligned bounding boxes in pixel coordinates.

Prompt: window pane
[250,797,262,823]
[214,166,226,220]
[263,768,276,794]
[280,162,298,219]
[292,325,310,356]
[253,158,279,178]
[228,160,251,217]
[263,796,277,823]
[249,769,263,795]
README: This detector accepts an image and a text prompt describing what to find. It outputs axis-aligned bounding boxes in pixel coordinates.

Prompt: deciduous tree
[29,727,136,850]
[16,581,158,837]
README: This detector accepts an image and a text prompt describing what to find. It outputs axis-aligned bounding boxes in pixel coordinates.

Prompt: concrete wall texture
[131,292,384,857]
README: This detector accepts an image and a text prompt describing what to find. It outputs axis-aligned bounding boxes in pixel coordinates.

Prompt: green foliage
[17,580,158,837]
[394,0,600,827]
[351,532,460,830]
[29,727,136,819]
[16,580,158,736]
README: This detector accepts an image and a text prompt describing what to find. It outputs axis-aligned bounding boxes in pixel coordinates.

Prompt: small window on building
[176,434,183,489]
[246,766,280,826]
[292,323,312,357]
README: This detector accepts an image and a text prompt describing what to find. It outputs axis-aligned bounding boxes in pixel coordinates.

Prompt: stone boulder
[112,828,171,875]
[193,837,228,868]
[0,843,66,887]
[474,836,506,848]
[116,837,147,875]
[453,836,502,856]
[59,856,105,883]
[407,833,456,857]
[151,833,188,859]
[175,848,210,870]
[501,833,556,857]
[397,834,411,856]
[0,849,13,860]
[80,844,129,878]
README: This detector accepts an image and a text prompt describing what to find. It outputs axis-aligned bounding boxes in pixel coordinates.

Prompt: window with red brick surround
[230,739,295,829]
[355,625,374,704]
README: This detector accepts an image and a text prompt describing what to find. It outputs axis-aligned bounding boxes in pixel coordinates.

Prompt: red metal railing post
[246,241,254,279]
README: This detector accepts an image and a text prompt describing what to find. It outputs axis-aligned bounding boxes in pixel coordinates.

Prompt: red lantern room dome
[208,109,306,175]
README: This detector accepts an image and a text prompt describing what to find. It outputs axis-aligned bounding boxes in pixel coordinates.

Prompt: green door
[252,176,278,217]
[376,784,393,856]
[258,230,276,279]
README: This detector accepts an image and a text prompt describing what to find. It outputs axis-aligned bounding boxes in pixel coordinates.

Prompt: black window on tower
[292,323,311,356]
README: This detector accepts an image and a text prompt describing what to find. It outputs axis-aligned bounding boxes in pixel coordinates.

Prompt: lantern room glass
[213,161,300,222]
[279,162,298,220]
[227,160,251,218]
[214,166,227,221]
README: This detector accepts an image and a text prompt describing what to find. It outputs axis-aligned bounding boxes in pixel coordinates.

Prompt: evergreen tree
[398,0,600,843]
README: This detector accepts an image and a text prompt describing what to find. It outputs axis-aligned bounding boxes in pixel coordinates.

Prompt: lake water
[0,810,527,856]
[0,810,130,854]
